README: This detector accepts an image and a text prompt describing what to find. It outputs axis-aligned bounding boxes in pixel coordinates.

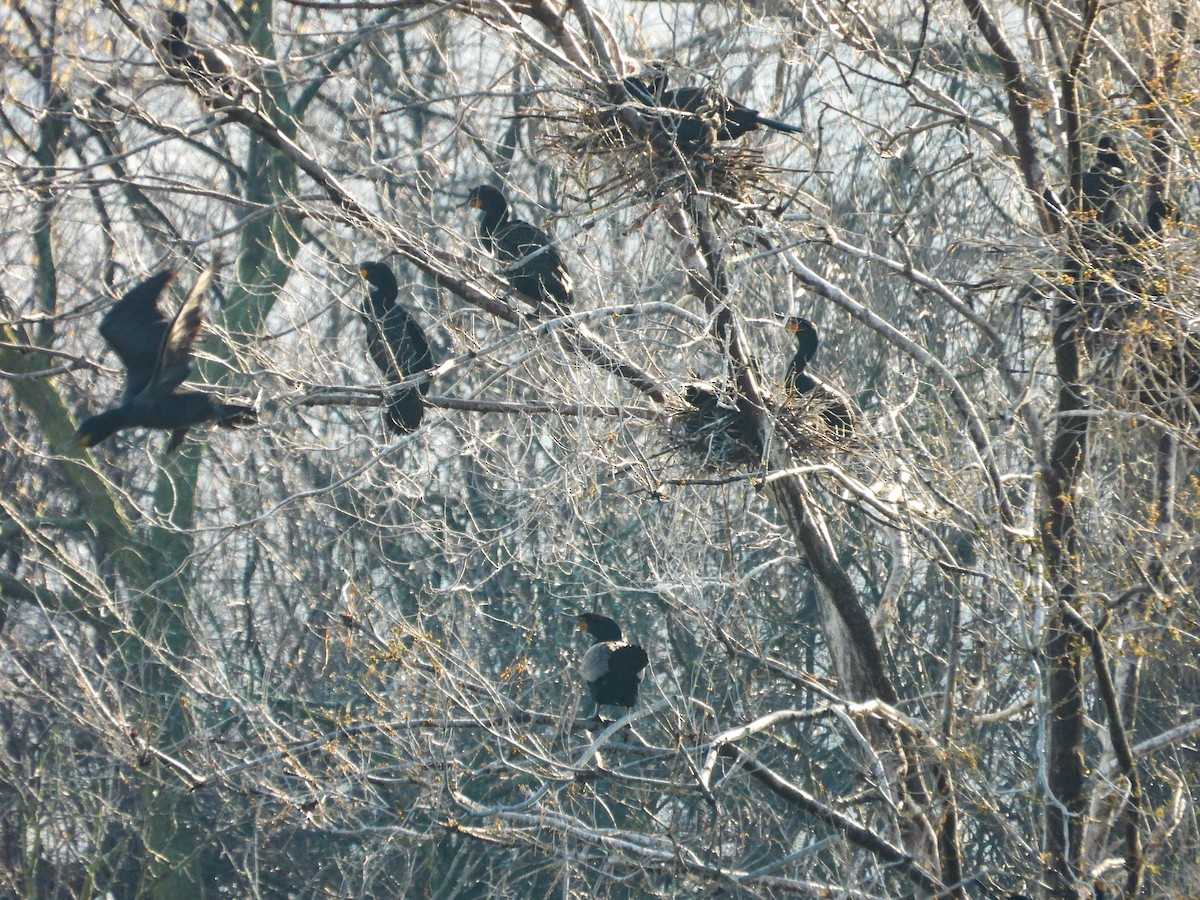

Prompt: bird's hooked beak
[557,608,587,631]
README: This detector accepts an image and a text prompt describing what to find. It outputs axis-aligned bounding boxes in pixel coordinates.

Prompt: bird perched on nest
[466,184,573,317]
[72,268,255,451]
[563,611,649,717]
[678,382,759,466]
[621,61,802,154]
[783,316,853,440]
[358,262,435,435]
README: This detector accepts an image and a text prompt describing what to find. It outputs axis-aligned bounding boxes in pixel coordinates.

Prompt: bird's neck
[366,287,395,317]
[479,204,508,235]
[163,35,191,59]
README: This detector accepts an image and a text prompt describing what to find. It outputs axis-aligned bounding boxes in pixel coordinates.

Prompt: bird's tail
[383,389,424,435]
[216,403,256,428]
[757,115,803,135]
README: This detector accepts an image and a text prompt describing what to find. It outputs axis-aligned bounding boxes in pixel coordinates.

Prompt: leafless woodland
[1,0,1199,897]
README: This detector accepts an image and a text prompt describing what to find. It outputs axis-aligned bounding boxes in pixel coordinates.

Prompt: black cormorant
[678,382,758,465]
[623,63,802,152]
[1112,197,1176,249]
[1080,135,1129,224]
[783,316,852,439]
[358,262,434,435]
[162,11,239,95]
[565,612,649,716]
[784,315,820,394]
[466,185,573,316]
[73,269,255,451]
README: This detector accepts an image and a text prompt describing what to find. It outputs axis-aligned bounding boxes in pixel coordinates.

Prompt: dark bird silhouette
[162,11,238,94]
[784,316,820,394]
[783,316,852,439]
[73,269,255,451]
[1042,136,1131,229]
[1112,196,1177,249]
[358,262,435,435]
[565,612,649,716]
[622,63,802,152]
[1081,135,1130,224]
[678,382,758,466]
[466,185,573,316]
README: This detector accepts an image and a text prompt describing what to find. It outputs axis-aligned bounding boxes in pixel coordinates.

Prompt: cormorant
[73,269,255,451]
[623,63,802,152]
[358,262,434,435]
[783,316,853,439]
[162,11,237,94]
[466,185,573,316]
[1080,135,1129,224]
[678,382,758,466]
[784,315,820,394]
[565,612,649,716]
[1112,196,1176,249]
[1042,136,1131,229]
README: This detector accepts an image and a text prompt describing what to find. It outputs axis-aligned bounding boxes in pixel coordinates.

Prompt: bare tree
[1,0,1198,897]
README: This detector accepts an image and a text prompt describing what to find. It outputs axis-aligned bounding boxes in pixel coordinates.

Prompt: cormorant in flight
[73,269,255,451]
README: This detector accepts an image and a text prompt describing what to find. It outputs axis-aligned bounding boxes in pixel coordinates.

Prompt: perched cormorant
[358,262,434,435]
[1112,196,1176,249]
[162,11,237,94]
[565,612,649,716]
[1042,136,1131,228]
[1080,135,1130,224]
[73,269,255,451]
[622,63,802,152]
[678,382,758,465]
[784,315,820,394]
[783,316,852,439]
[466,185,573,316]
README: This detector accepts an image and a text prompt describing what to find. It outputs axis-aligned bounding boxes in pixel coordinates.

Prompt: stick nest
[540,88,790,212]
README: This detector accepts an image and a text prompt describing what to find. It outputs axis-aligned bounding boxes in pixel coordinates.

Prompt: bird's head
[466,184,506,214]
[564,611,624,643]
[785,315,814,334]
[358,261,398,303]
[166,10,189,36]
[72,410,124,449]
[637,59,670,93]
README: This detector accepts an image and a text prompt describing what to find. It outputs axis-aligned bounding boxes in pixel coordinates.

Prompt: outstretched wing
[146,264,215,397]
[589,643,649,708]
[608,645,649,678]
[99,271,176,399]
